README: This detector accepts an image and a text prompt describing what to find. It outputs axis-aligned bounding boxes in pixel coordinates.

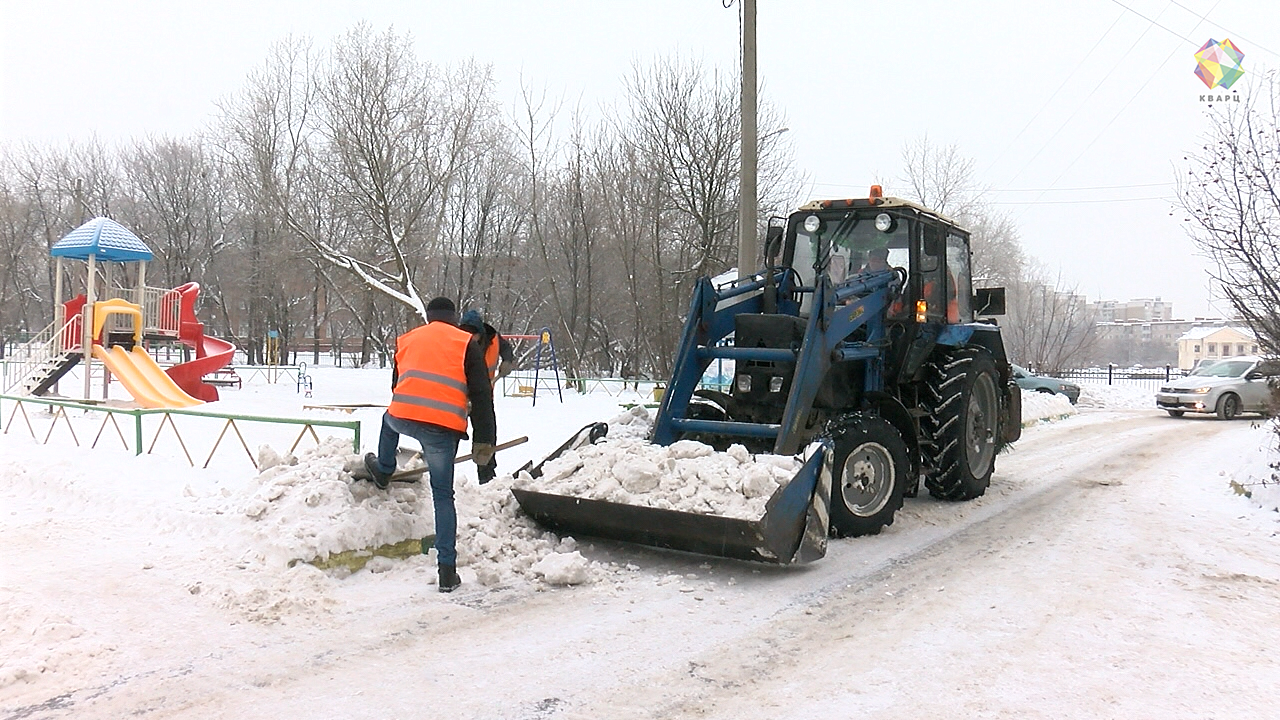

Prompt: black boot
[438,563,461,593]
[363,452,391,490]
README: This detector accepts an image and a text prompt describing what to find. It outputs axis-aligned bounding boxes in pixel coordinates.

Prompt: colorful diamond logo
[1194,38,1245,89]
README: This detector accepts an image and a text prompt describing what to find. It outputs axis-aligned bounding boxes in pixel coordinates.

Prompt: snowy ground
[2,367,1279,718]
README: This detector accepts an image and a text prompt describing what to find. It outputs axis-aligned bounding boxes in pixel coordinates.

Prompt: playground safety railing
[0,393,360,471]
[104,284,181,336]
[230,365,303,385]
[2,316,79,394]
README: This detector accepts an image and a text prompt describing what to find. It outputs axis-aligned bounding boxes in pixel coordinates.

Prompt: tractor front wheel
[922,347,1003,501]
[827,414,910,538]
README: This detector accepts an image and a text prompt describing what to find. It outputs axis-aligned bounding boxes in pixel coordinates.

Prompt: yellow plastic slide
[92,345,204,409]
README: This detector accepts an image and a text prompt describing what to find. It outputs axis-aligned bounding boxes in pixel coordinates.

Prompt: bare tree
[964,209,1025,287]
[0,171,49,347]
[123,136,227,287]
[623,57,742,281]
[215,29,505,359]
[300,26,498,325]
[901,135,982,218]
[1178,71,1280,357]
[899,136,1026,286]
[1003,264,1097,373]
[6,26,810,383]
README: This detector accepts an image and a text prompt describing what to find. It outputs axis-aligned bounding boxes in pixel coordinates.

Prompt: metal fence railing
[1,394,361,471]
[1056,365,1188,391]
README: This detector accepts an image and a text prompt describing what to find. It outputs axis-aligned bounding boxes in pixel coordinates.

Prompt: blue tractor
[514,190,1022,563]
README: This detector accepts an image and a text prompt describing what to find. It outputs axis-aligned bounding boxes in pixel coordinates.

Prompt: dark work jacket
[478,322,514,364]
[391,323,496,445]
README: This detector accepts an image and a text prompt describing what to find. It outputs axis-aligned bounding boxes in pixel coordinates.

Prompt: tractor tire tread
[920,346,1005,501]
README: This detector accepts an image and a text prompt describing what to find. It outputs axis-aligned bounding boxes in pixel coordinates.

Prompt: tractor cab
[770,189,975,327]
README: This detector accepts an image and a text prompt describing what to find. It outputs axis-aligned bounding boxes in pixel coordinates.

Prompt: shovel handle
[454,435,529,464]
[376,436,530,483]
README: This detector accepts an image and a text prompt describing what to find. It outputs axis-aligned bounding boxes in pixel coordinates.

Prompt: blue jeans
[376,412,460,566]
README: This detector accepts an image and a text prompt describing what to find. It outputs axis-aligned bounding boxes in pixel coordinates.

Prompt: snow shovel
[352,436,529,484]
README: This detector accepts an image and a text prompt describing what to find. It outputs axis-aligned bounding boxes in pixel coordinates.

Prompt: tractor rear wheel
[827,414,909,538]
[922,347,1003,501]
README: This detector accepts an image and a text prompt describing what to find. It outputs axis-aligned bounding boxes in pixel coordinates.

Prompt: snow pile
[1228,427,1280,512]
[1019,389,1077,425]
[239,437,434,566]
[516,436,800,521]
[235,436,607,587]
[451,474,604,586]
[604,404,655,439]
[530,550,592,585]
[1076,383,1156,410]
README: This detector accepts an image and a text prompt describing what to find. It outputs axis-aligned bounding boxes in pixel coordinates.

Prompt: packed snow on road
[2,367,1279,719]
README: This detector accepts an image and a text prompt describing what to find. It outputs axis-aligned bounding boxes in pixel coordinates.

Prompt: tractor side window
[920,225,945,321]
[946,234,972,323]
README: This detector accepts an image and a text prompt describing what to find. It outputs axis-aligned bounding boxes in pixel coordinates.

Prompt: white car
[1155,356,1279,419]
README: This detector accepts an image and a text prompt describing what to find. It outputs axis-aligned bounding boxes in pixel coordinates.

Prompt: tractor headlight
[803,215,822,234]
[737,374,752,393]
[875,213,895,232]
[770,376,784,393]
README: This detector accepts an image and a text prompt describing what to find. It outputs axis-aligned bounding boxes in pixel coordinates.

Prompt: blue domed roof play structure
[50,216,154,262]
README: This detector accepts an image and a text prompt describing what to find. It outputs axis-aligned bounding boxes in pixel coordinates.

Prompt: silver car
[1155,356,1279,419]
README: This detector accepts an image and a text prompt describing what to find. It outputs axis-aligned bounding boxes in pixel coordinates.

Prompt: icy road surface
[3,396,1279,718]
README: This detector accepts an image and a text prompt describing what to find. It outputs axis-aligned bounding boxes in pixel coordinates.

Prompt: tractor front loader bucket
[512,427,832,564]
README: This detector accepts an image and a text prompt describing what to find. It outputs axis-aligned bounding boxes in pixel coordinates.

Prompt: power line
[992,195,1175,205]
[1003,3,1171,187]
[811,180,1174,193]
[1012,0,1222,222]
[979,9,1128,178]
[992,181,1175,192]
[1165,0,1279,58]
[1107,0,1197,44]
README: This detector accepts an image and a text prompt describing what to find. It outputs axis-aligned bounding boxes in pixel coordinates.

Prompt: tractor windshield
[791,211,911,308]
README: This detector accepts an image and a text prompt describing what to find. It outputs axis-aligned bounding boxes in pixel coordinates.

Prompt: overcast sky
[3,0,1277,320]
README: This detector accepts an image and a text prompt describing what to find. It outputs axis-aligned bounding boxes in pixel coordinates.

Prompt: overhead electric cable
[1166,0,1278,57]
[1003,4,1169,187]
[1107,0,1197,44]
[1013,0,1221,221]
[980,9,1128,178]
[993,196,1175,205]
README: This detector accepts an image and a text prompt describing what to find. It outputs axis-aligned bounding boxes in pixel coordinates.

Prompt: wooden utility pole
[737,0,757,279]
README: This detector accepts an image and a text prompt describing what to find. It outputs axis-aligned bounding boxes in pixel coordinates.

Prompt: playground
[0,218,640,475]
[4,217,237,409]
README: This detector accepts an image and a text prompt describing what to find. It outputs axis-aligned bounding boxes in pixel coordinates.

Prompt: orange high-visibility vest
[387,322,472,432]
[483,336,500,382]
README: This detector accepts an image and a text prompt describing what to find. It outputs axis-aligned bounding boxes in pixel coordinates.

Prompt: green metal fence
[0,393,360,470]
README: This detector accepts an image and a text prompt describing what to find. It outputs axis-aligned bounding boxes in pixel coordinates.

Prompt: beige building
[1176,325,1259,370]
[1091,297,1175,323]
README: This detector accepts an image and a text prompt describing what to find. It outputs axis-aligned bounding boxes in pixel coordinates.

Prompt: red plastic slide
[163,282,237,402]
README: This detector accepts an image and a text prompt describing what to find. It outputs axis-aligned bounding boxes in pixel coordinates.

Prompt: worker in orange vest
[459,308,515,385]
[363,296,496,593]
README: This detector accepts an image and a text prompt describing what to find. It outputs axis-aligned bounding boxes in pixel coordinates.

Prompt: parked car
[1155,356,1279,419]
[1011,364,1081,404]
